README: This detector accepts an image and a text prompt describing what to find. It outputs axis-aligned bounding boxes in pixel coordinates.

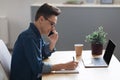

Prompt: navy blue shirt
[10,23,54,80]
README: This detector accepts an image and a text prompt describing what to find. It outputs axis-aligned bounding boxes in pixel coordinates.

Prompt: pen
[73,56,75,62]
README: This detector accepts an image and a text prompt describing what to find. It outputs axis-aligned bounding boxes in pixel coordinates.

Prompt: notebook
[82,40,116,68]
[51,69,79,74]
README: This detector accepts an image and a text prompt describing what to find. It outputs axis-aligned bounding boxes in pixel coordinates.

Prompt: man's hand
[51,61,79,71]
[48,28,58,51]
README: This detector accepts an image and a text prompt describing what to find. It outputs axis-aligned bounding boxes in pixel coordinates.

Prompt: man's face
[40,15,57,35]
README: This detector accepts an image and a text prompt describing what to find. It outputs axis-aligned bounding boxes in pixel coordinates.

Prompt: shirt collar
[29,23,41,38]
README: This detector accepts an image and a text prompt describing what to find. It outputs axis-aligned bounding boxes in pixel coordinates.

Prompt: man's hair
[35,3,61,21]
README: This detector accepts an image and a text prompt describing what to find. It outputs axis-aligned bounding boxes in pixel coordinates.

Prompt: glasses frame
[44,16,56,27]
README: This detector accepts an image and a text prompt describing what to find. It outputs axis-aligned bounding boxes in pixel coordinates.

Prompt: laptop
[82,40,116,68]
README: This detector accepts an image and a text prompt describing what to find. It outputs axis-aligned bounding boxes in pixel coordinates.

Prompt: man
[10,3,78,80]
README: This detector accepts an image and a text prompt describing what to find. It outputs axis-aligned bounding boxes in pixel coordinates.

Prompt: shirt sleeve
[42,42,56,59]
[42,62,52,73]
[23,38,43,77]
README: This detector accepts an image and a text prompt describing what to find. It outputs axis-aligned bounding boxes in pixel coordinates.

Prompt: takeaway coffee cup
[74,44,83,56]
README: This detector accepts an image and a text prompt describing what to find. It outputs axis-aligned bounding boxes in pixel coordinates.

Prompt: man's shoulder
[19,29,35,38]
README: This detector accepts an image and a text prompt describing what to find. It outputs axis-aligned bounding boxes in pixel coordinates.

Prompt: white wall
[0,0,34,48]
[34,0,67,4]
[0,0,120,49]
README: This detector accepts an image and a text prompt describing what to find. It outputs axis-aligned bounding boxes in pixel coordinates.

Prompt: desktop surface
[42,50,120,80]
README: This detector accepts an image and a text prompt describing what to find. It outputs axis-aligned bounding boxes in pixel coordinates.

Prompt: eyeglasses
[44,17,56,27]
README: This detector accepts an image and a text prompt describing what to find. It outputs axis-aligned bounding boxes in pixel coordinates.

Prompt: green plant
[85,26,107,44]
[65,0,79,4]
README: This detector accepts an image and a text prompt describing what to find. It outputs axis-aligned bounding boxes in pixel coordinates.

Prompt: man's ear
[39,16,45,22]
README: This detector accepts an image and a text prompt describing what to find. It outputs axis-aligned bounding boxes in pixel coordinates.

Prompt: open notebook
[82,40,116,68]
[51,69,79,74]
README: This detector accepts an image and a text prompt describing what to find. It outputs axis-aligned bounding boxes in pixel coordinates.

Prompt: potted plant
[64,0,79,4]
[85,26,107,57]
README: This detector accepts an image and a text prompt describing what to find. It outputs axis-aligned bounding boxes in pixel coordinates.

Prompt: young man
[10,3,78,80]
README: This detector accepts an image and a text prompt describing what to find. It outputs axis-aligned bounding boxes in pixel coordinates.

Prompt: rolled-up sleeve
[42,43,56,59]
[42,62,52,73]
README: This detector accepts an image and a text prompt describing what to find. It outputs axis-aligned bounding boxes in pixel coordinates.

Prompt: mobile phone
[48,31,54,36]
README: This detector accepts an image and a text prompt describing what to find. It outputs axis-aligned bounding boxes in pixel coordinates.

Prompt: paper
[51,69,79,74]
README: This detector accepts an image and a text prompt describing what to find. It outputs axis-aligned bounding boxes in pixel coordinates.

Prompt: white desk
[42,50,120,80]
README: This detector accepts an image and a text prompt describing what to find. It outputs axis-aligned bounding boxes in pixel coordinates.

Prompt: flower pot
[91,43,103,57]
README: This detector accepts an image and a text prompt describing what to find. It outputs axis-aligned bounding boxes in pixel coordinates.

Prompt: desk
[42,50,120,80]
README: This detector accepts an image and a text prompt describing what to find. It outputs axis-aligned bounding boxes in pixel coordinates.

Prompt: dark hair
[35,3,61,21]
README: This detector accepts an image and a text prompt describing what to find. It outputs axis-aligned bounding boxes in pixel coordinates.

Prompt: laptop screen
[103,40,116,65]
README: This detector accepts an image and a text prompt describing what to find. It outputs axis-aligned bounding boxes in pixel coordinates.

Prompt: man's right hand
[51,61,78,71]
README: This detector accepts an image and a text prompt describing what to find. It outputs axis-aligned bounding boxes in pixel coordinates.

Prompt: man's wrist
[51,63,65,71]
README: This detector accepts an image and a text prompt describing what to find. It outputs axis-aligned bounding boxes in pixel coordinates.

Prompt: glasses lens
[50,23,55,27]
[44,17,56,27]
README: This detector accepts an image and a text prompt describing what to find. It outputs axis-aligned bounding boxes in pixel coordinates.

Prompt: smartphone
[48,31,54,36]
